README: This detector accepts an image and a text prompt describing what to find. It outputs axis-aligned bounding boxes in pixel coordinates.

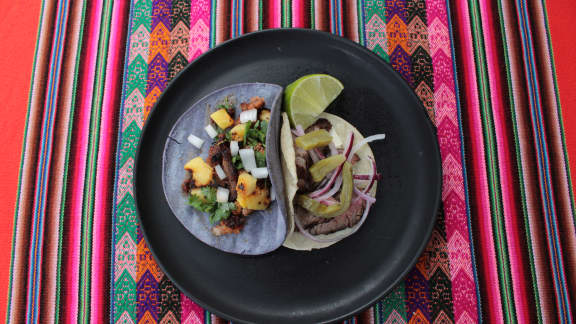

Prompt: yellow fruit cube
[259,109,271,122]
[189,188,207,201]
[230,123,248,141]
[210,109,234,129]
[236,172,257,196]
[184,157,213,186]
[237,187,270,210]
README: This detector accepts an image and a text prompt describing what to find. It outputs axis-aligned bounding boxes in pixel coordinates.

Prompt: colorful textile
[6,0,575,323]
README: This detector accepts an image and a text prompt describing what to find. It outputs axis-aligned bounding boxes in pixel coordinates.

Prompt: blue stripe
[330,0,335,33]
[516,0,572,321]
[25,0,70,322]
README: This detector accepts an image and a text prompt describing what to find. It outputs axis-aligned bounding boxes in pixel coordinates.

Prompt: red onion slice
[354,187,376,204]
[354,173,382,180]
[348,133,386,161]
[313,173,343,202]
[308,132,354,198]
[329,143,338,156]
[314,148,326,159]
[308,149,320,163]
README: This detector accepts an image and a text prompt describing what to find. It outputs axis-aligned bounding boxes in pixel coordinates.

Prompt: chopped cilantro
[244,120,268,146]
[232,155,243,169]
[188,187,234,224]
[255,150,266,168]
[210,202,237,224]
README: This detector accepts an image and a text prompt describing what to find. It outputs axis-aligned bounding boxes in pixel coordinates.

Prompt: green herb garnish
[245,120,268,146]
[232,155,243,169]
[210,202,237,224]
[188,187,235,224]
[255,150,266,168]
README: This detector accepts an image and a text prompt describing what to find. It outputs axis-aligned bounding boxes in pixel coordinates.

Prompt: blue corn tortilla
[162,83,288,255]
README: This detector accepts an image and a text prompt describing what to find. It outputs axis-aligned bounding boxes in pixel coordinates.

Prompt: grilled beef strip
[296,199,365,235]
[218,141,238,200]
[305,118,332,132]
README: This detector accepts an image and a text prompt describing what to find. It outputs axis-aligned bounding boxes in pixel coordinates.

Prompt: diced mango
[210,109,234,129]
[184,157,213,186]
[230,123,248,141]
[237,172,257,196]
[259,109,271,122]
[237,186,270,210]
[190,188,208,201]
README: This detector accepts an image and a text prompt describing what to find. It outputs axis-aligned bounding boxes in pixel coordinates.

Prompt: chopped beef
[181,171,195,193]
[226,106,235,117]
[296,199,365,235]
[211,222,242,236]
[254,143,265,154]
[223,211,246,230]
[206,144,222,166]
[305,118,332,133]
[218,142,238,200]
[240,96,266,111]
[295,205,324,228]
[294,136,313,193]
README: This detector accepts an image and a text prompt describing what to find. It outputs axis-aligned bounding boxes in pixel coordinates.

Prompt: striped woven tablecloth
[6,0,576,323]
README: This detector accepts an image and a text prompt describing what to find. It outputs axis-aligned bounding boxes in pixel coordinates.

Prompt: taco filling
[181,96,273,236]
[282,113,385,249]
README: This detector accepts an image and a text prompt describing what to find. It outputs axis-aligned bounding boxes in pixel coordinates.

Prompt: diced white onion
[239,109,258,123]
[216,187,229,203]
[251,167,269,179]
[330,128,343,148]
[187,134,204,149]
[239,148,257,171]
[230,141,239,156]
[204,124,218,138]
[215,164,227,180]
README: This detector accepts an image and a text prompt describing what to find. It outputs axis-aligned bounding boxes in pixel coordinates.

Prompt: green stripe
[6,0,49,321]
[363,0,388,61]
[495,0,543,322]
[210,0,216,47]
[468,1,516,322]
[113,0,152,322]
[377,283,408,322]
[357,0,365,46]
[282,0,291,27]
[54,1,89,322]
[79,0,114,321]
[258,0,263,30]
[310,0,315,29]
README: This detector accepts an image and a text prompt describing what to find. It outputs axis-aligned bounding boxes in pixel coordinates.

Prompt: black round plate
[135,29,441,323]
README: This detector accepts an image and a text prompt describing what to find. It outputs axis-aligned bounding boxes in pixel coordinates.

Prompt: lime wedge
[284,74,344,129]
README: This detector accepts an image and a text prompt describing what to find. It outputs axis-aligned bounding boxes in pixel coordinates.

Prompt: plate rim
[134,28,442,323]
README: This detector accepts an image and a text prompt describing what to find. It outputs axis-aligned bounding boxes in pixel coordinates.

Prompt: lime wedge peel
[284,74,344,129]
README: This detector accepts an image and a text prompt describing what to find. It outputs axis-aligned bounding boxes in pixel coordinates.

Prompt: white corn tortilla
[280,112,377,250]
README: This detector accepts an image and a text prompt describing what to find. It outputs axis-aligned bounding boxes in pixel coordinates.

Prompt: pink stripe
[188,0,211,59]
[63,1,103,322]
[271,0,281,28]
[90,0,127,322]
[426,0,480,322]
[479,0,531,322]
[455,1,503,322]
[292,0,304,28]
[181,295,204,324]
